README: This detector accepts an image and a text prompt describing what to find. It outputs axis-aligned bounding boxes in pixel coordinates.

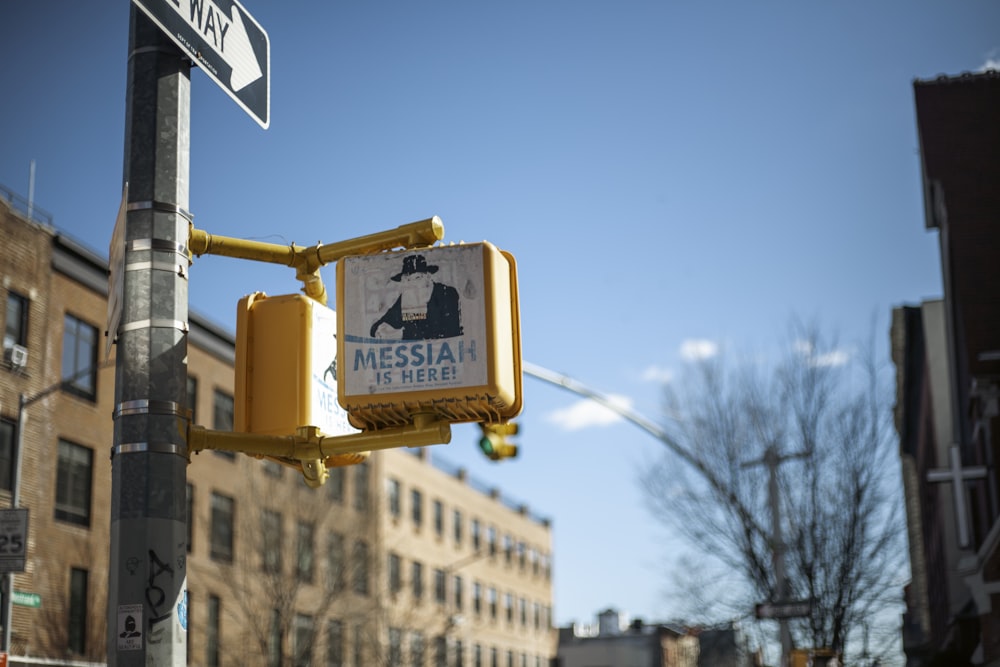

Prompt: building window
[62,314,97,400]
[474,644,482,667]
[328,466,345,503]
[186,375,198,424]
[213,389,234,429]
[453,575,463,611]
[268,609,282,667]
[327,619,343,667]
[4,292,28,350]
[504,593,513,623]
[517,541,526,570]
[455,639,465,667]
[262,509,282,574]
[411,560,424,600]
[296,520,315,582]
[503,535,513,564]
[68,567,88,654]
[207,595,221,667]
[434,568,446,604]
[213,390,235,459]
[55,440,92,527]
[293,613,314,667]
[471,519,481,551]
[388,627,402,666]
[411,631,425,667]
[435,636,447,667]
[353,461,369,511]
[352,541,369,595]
[186,483,194,553]
[453,509,462,544]
[433,500,444,537]
[488,587,497,620]
[473,581,482,615]
[388,552,402,594]
[519,597,527,626]
[210,492,234,562]
[327,532,344,593]
[490,647,498,667]
[388,478,401,518]
[487,526,497,557]
[411,488,423,527]
[0,418,14,491]
[353,624,364,667]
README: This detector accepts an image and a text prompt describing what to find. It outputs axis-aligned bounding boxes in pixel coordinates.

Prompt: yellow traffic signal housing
[235,292,357,438]
[336,242,522,430]
[478,422,518,461]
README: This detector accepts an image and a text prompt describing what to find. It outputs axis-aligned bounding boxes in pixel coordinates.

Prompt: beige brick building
[0,189,555,667]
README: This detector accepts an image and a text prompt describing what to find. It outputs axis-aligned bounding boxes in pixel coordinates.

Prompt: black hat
[391,255,439,282]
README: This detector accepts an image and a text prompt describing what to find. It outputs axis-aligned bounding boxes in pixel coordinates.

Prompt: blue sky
[2,0,998,634]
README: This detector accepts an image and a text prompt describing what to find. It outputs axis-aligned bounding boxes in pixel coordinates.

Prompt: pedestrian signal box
[336,242,522,430]
[235,292,357,438]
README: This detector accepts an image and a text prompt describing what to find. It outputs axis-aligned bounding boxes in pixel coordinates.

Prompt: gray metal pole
[108,6,191,665]
[765,447,793,667]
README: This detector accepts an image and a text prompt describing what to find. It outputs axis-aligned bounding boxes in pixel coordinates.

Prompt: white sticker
[118,603,143,651]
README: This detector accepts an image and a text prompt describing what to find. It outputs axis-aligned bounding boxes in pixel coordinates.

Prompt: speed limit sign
[0,509,28,573]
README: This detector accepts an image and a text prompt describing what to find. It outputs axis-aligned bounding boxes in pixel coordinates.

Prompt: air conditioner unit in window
[4,344,28,369]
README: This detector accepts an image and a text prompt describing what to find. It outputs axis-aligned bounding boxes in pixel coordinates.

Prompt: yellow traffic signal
[478,422,519,461]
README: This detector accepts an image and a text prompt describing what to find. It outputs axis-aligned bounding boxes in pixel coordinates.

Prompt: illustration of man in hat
[370,254,463,340]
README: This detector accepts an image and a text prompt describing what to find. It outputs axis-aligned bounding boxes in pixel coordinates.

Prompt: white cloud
[679,339,719,362]
[984,59,1000,71]
[641,365,673,383]
[545,394,633,431]
[810,349,851,367]
[792,339,851,367]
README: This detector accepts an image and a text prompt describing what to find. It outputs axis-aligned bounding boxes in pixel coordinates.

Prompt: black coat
[369,283,463,340]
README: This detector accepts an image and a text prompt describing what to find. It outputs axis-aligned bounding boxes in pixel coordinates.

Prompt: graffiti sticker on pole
[337,243,522,428]
[118,604,144,651]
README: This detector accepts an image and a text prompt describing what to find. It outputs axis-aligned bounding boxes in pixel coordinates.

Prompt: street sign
[0,509,28,573]
[12,591,40,608]
[131,0,270,128]
[755,599,813,620]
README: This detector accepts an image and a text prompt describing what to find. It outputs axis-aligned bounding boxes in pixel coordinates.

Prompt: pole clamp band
[115,399,189,419]
[126,238,189,256]
[118,319,189,334]
[112,441,189,458]
[127,200,194,223]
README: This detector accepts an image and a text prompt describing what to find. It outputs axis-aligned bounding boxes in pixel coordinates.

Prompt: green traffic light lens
[478,436,494,455]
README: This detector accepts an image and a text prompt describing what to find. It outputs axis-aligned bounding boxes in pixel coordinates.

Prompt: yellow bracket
[188,216,445,305]
[187,414,452,488]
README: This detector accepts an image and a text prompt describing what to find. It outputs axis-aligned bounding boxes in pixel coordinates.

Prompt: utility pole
[743,444,809,667]
[107,6,190,665]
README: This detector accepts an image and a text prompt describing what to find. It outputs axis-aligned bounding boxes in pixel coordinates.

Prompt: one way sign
[132,0,270,129]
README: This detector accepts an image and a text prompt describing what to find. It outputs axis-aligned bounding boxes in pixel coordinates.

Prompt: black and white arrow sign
[132,0,270,128]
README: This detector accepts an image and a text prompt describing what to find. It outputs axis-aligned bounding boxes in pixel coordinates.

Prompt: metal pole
[108,6,191,665]
[765,447,793,667]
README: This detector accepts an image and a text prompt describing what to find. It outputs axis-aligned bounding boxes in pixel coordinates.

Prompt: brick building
[893,71,1000,666]
[0,188,555,666]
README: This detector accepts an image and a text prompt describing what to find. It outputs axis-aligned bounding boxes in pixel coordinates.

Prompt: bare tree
[641,324,905,665]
